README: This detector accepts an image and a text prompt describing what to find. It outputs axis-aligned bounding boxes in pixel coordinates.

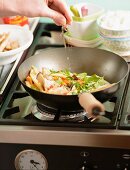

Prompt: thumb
[40,6,67,26]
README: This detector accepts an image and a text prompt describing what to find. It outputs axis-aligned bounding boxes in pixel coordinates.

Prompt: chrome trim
[0,125,130,149]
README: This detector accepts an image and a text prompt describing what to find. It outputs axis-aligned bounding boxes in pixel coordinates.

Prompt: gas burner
[32,104,55,121]
[31,103,87,122]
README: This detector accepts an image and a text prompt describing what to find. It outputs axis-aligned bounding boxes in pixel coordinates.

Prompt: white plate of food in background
[0,24,33,65]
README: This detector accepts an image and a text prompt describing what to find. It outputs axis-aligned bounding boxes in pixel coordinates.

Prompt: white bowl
[101,35,130,53]
[64,32,103,47]
[97,10,130,38]
[0,24,33,65]
[67,3,104,41]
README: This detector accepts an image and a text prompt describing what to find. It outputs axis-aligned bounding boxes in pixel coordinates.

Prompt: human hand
[0,0,72,26]
[40,0,72,26]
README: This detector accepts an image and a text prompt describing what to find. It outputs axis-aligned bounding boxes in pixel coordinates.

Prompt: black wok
[18,47,128,113]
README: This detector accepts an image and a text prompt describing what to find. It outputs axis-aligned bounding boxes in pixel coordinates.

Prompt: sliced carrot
[26,76,33,85]
[53,76,59,80]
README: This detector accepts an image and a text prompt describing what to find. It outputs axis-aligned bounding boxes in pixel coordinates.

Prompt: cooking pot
[18,47,128,117]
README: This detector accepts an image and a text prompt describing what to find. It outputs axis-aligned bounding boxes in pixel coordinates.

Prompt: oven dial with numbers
[15,149,48,170]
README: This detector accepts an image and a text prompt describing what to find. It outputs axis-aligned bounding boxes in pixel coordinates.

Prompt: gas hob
[0,22,130,170]
[0,23,129,129]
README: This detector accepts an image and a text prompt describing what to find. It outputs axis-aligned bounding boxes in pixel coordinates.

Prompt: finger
[41,6,67,26]
[49,0,72,25]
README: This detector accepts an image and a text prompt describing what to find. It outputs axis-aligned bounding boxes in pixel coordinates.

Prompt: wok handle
[78,93,105,118]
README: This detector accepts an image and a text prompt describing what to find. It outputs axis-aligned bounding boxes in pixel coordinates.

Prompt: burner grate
[32,103,87,122]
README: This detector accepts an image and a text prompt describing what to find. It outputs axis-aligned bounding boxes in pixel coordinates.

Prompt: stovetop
[0,22,130,150]
[0,22,130,130]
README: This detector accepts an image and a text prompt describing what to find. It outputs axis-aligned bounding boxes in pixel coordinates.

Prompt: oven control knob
[79,165,91,170]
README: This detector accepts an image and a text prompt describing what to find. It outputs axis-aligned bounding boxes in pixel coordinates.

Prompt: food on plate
[81,5,88,17]
[70,5,80,17]
[98,10,130,30]
[25,66,112,95]
[70,4,88,17]
[2,16,29,26]
[0,32,19,52]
